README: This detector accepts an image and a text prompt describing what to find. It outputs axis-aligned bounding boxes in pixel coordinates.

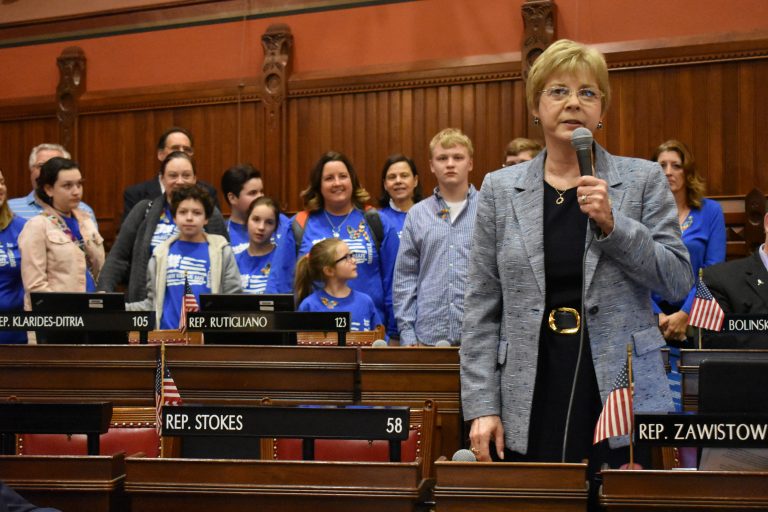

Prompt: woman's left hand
[577,175,613,236]
[662,310,689,342]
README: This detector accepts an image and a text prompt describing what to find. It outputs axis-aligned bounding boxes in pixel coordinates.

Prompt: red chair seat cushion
[19,426,160,457]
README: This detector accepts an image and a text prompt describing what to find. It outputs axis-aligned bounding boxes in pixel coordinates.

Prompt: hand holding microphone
[571,127,614,236]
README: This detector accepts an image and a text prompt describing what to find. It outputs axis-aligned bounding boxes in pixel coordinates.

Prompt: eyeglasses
[166,144,194,155]
[334,252,356,265]
[540,86,602,104]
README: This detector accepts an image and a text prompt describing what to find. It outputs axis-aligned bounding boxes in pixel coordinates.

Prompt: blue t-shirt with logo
[161,240,210,330]
[150,205,179,254]
[298,288,381,332]
[268,209,398,327]
[378,206,408,239]
[227,221,250,256]
[236,248,276,294]
[0,216,27,343]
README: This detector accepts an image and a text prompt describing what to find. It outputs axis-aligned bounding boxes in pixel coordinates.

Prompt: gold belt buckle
[548,307,580,335]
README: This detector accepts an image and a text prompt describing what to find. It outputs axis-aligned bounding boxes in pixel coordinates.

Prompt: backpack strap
[363,206,384,254]
[292,210,310,254]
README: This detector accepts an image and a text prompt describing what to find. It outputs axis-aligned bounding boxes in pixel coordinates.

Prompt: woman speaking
[460,39,692,508]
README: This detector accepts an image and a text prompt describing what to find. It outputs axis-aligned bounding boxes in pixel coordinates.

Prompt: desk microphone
[451,448,477,462]
[435,340,452,348]
[371,339,388,347]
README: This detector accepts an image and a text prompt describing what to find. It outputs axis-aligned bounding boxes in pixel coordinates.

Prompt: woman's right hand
[469,415,505,461]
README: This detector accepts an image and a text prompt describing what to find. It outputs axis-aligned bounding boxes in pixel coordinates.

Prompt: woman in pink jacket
[18,157,105,342]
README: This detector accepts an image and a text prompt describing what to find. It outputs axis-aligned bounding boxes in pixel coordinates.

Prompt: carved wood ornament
[260,24,294,207]
[521,0,556,81]
[261,23,293,128]
[56,46,86,155]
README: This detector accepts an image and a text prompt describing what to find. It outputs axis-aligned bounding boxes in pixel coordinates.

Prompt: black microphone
[571,127,594,176]
[451,448,477,462]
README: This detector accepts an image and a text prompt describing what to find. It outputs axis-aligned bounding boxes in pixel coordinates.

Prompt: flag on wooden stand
[688,277,725,332]
[594,359,633,444]
[154,356,183,433]
[178,273,200,333]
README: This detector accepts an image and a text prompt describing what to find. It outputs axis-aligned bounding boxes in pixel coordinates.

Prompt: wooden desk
[433,460,588,511]
[125,457,428,512]
[601,469,768,510]
[680,349,768,411]
[0,453,126,512]
[0,345,358,406]
[359,347,461,458]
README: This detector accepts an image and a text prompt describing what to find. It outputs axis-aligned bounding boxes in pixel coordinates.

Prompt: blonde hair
[294,238,345,305]
[505,137,543,158]
[526,39,611,114]
[652,139,705,209]
[429,128,474,157]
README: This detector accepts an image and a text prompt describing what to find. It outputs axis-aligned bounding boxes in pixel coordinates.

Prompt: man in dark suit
[0,480,60,512]
[122,127,219,224]
[702,212,768,348]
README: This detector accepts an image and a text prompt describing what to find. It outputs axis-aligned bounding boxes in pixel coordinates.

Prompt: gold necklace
[553,186,566,205]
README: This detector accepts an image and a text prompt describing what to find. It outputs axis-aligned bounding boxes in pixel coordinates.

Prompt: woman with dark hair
[377,154,421,239]
[651,140,726,344]
[269,151,398,331]
[0,169,28,343]
[98,151,228,302]
[18,157,105,310]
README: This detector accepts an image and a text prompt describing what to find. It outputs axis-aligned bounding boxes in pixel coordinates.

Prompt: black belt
[547,307,581,335]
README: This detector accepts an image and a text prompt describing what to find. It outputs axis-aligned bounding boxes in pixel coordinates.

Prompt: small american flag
[178,273,200,333]
[688,278,724,332]
[154,357,183,433]
[594,360,633,444]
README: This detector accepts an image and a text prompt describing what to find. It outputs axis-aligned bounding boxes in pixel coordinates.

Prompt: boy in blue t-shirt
[127,185,241,328]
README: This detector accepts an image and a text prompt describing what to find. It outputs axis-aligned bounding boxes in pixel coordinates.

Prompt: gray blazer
[460,144,693,453]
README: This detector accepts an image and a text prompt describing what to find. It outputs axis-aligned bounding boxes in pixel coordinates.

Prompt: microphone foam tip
[451,448,477,462]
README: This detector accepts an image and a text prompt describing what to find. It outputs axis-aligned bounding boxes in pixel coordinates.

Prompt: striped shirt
[8,191,98,227]
[393,185,478,346]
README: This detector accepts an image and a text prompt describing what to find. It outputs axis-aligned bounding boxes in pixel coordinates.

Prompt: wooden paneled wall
[0,35,766,245]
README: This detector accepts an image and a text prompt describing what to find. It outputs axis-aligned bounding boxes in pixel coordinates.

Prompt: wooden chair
[17,406,163,457]
[296,324,386,346]
[260,399,436,478]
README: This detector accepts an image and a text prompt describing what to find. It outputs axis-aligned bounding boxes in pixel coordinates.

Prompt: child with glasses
[294,238,382,334]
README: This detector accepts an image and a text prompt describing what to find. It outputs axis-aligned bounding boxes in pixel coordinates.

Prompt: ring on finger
[470,447,479,454]
[580,194,588,204]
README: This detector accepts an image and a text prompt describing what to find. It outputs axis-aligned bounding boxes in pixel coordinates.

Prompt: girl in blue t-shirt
[295,238,382,333]
[235,196,281,294]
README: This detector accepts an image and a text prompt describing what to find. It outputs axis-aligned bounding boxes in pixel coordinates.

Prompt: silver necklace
[324,208,354,238]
